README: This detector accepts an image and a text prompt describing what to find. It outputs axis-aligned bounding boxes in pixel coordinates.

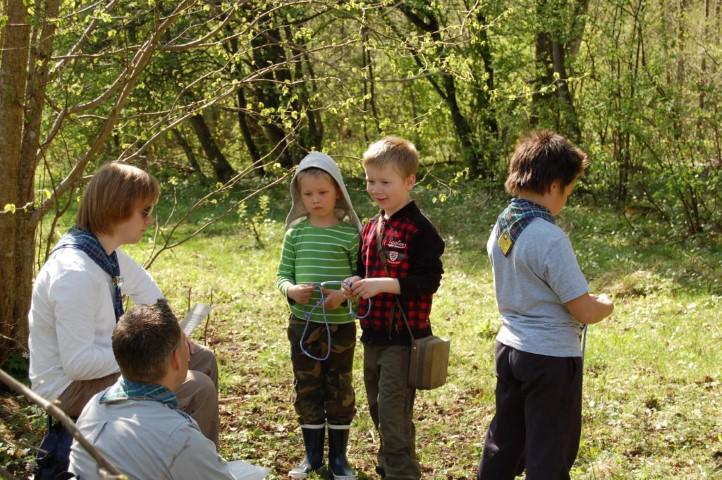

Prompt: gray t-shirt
[487,218,589,357]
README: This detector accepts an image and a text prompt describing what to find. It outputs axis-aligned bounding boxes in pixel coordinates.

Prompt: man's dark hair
[112,301,181,383]
[505,130,589,196]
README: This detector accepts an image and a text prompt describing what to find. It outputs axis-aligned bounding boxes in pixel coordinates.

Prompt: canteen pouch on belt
[408,335,450,390]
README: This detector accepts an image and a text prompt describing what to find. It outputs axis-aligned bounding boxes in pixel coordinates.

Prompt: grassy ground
[1,173,721,479]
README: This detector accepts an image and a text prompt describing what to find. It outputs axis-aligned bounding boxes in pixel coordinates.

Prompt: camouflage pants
[287,315,356,425]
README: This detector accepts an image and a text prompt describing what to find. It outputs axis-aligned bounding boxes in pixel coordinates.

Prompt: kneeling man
[69,301,268,480]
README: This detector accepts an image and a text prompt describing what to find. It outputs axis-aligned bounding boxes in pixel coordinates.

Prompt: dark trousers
[288,315,356,426]
[478,342,583,480]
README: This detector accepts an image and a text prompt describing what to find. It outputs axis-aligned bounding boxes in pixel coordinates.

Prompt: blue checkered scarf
[496,198,555,255]
[52,227,124,321]
[100,377,179,409]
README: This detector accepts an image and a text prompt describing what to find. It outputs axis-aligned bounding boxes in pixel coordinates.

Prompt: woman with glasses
[28,163,219,453]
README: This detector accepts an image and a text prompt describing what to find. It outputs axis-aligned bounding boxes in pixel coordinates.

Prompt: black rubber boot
[288,425,325,479]
[328,426,357,479]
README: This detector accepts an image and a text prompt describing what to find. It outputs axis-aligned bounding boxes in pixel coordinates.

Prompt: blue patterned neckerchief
[495,198,556,256]
[51,227,124,321]
[100,377,179,409]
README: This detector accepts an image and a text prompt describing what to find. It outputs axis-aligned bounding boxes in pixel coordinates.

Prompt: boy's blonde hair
[362,136,418,178]
[76,162,160,235]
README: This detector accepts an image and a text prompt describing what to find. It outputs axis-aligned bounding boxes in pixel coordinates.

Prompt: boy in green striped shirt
[276,152,361,479]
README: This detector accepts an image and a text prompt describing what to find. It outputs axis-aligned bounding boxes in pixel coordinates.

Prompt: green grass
[2,174,721,479]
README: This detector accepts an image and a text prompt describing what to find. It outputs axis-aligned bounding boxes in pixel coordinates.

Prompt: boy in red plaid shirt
[344,136,444,479]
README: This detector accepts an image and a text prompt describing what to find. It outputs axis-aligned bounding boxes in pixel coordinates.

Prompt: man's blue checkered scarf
[52,227,124,321]
[496,198,556,255]
[100,377,179,410]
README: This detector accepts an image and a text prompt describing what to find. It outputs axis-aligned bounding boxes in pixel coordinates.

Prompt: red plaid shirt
[355,201,445,345]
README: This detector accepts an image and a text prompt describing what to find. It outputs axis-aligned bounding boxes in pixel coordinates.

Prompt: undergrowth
[1,171,720,479]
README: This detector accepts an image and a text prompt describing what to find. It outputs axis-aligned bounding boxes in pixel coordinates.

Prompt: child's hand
[567,292,614,324]
[321,288,345,310]
[593,293,614,312]
[342,276,362,298]
[594,293,612,304]
[288,283,315,304]
[350,278,399,299]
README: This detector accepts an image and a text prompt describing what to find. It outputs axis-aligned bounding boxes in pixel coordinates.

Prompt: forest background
[1,0,721,478]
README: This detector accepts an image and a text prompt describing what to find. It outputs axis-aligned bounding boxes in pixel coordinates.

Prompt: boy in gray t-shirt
[477,131,614,480]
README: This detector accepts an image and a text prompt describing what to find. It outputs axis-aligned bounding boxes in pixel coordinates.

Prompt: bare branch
[49,0,122,80]
[161,5,236,52]
[0,368,125,479]
[115,38,354,164]
[144,165,290,269]
[33,0,199,222]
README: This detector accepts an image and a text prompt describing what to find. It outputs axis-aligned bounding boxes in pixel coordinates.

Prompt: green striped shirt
[276,220,359,323]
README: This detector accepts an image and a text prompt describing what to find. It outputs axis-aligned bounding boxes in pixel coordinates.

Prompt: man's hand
[321,288,346,310]
[288,283,315,304]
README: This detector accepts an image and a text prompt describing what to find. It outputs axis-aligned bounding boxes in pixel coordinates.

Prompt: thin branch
[144,168,290,268]
[58,0,103,20]
[0,368,125,479]
[49,0,122,80]
[161,6,236,52]
[33,0,199,222]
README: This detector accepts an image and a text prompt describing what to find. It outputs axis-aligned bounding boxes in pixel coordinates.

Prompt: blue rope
[299,281,370,361]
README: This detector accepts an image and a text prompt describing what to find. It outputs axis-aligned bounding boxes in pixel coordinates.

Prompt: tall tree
[0,0,35,357]
[1,0,203,361]
[189,113,237,182]
[530,0,587,142]
[394,2,486,176]
[0,0,316,362]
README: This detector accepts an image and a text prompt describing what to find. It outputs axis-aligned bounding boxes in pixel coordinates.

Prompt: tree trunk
[189,113,236,183]
[225,32,264,173]
[235,87,263,168]
[171,128,205,178]
[250,20,295,168]
[1,0,198,363]
[531,30,555,127]
[443,74,481,176]
[0,0,32,361]
[470,9,499,175]
[532,0,585,142]
[396,3,484,175]
[298,50,323,151]
[286,26,323,152]
[551,40,581,142]
[361,24,381,139]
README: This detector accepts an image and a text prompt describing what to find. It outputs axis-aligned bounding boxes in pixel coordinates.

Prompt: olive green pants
[364,344,421,480]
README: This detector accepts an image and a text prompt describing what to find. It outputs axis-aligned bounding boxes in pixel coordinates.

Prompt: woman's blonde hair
[76,163,160,234]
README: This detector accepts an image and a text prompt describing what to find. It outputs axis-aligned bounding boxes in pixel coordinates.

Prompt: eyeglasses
[140,205,154,218]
